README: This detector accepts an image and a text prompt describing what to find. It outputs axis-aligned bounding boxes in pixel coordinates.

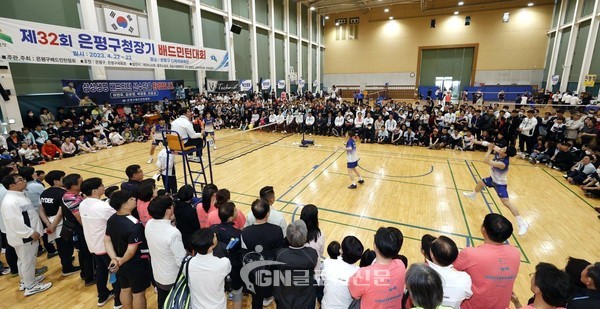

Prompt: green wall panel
[256,29,270,79]
[320,48,324,88]
[11,63,89,95]
[201,11,226,50]
[158,0,193,45]
[274,0,284,31]
[552,0,562,28]
[570,20,590,82]
[232,0,250,18]
[564,0,577,24]
[256,0,269,25]
[311,12,317,40]
[201,0,223,10]
[419,48,474,87]
[582,0,595,17]
[301,5,308,39]
[555,28,571,78]
[589,25,600,91]
[302,42,308,80]
[289,2,298,35]
[544,33,556,79]
[275,34,285,80]
[165,69,198,88]
[234,24,251,80]
[206,71,228,81]
[0,0,80,27]
[290,39,298,75]
[105,0,147,11]
[311,45,317,83]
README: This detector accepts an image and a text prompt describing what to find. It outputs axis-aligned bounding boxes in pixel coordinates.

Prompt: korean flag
[103,7,140,37]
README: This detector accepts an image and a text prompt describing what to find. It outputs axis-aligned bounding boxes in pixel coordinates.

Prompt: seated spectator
[453,213,520,309]
[105,190,152,309]
[273,220,319,308]
[131,123,145,142]
[549,142,576,171]
[18,143,44,165]
[510,262,572,309]
[108,130,125,146]
[121,127,134,143]
[405,263,453,309]
[7,131,23,152]
[41,140,62,161]
[349,227,406,308]
[188,228,231,309]
[564,257,591,294]
[173,185,201,252]
[93,130,110,149]
[33,125,48,147]
[568,262,600,308]
[145,195,187,308]
[420,234,436,262]
[76,135,96,153]
[321,236,364,309]
[566,155,596,185]
[428,236,472,308]
[60,137,78,158]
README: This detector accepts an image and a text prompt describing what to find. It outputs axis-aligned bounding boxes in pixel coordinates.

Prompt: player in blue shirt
[148,118,167,164]
[463,141,528,235]
[341,130,364,189]
[203,111,216,150]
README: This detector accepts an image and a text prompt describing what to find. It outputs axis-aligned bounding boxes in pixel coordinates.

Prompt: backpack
[163,256,192,309]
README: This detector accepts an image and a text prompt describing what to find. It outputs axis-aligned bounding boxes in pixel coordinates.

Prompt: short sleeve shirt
[106,214,148,267]
[40,187,66,217]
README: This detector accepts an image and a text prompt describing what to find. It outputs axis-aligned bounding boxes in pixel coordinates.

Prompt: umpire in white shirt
[171,107,204,161]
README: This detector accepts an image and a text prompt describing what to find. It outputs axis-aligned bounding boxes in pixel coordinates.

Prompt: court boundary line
[541,168,596,210]
[358,164,434,178]
[326,171,471,191]
[446,160,475,246]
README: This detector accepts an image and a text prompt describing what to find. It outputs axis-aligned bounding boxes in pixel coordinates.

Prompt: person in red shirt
[349,227,406,308]
[453,213,520,309]
[41,140,62,161]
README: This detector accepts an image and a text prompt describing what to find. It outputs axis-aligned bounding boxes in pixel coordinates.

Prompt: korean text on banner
[62,79,183,105]
[0,17,228,71]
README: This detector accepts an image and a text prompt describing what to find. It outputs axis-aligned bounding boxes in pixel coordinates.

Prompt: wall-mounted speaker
[0,65,8,70]
[0,82,10,101]
[230,24,242,34]
[430,19,436,28]
[465,16,471,26]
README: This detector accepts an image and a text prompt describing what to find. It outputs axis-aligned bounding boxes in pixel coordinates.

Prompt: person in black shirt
[273,220,318,309]
[174,185,201,252]
[105,190,151,309]
[121,164,143,197]
[241,199,285,309]
[38,170,79,276]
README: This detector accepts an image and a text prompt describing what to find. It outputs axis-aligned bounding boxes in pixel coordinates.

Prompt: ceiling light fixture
[502,12,509,22]
[335,22,339,26]
[310,6,315,10]
[454,11,459,15]
[458,1,464,5]
[528,2,534,6]
[384,8,389,13]
[325,16,329,20]
[389,16,394,20]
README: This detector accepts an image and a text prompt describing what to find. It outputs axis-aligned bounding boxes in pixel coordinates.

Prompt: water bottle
[109,272,117,284]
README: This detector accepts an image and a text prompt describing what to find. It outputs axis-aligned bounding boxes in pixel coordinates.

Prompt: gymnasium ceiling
[306,0,556,18]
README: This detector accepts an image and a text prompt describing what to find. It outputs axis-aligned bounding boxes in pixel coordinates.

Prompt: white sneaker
[213,145,217,150]
[518,221,529,236]
[147,158,153,164]
[24,282,52,296]
[462,191,477,200]
[262,297,274,306]
[187,156,201,163]
[20,275,45,291]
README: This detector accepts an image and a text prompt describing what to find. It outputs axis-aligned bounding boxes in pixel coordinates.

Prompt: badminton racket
[331,128,346,146]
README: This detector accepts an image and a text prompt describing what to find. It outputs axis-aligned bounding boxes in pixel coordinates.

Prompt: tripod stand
[299,109,314,148]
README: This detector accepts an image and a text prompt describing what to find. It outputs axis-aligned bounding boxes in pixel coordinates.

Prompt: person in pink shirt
[453,213,520,309]
[510,262,571,309]
[348,227,406,308]
[206,189,246,229]
[197,184,218,228]
[136,179,157,226]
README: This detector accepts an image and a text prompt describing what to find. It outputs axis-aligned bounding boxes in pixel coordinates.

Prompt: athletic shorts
[204,131,215,137]
[152,139,166,146]
[347,161,358,168]
[117,259,152,293]
[482,177,509,198]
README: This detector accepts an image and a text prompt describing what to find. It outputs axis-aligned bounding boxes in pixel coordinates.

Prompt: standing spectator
[0,166,19,277]
[518,110,538,154]
[105,191,152,309]
[121,164,144,197]
[39,108,55,128]
[188,228,231,309]
[156,147,177,195]
[173,185,201,252]
[568,262,600,308]
[321,236,364,309]
[348,227,406,308]
[300,204,325,273]
[273,220,319,308]
[38,170,79,276]
[405,263,453,309]
[241,199,285,309]
[1,174,52,296]
[145,196,187,308]
[453,213,520,309]
[135,179,157,226]
[244,186,288,235]
[79,177,122,308]
[428,236,472,308]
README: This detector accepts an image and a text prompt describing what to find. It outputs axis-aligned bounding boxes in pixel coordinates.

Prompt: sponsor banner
[584,74,596,87]
[261,79,271,90]
[0,17,228,71]
[61,79,183,105]
[277,80,285,89]
[103,7,139,37]
[240,79,252,91]
[298,78,306,88]
[206,79,239,93]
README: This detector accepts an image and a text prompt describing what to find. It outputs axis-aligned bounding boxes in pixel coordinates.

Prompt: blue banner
[61,79,184,106]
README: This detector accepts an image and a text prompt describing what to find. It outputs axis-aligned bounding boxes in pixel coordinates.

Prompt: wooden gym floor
[1,128,599,308]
